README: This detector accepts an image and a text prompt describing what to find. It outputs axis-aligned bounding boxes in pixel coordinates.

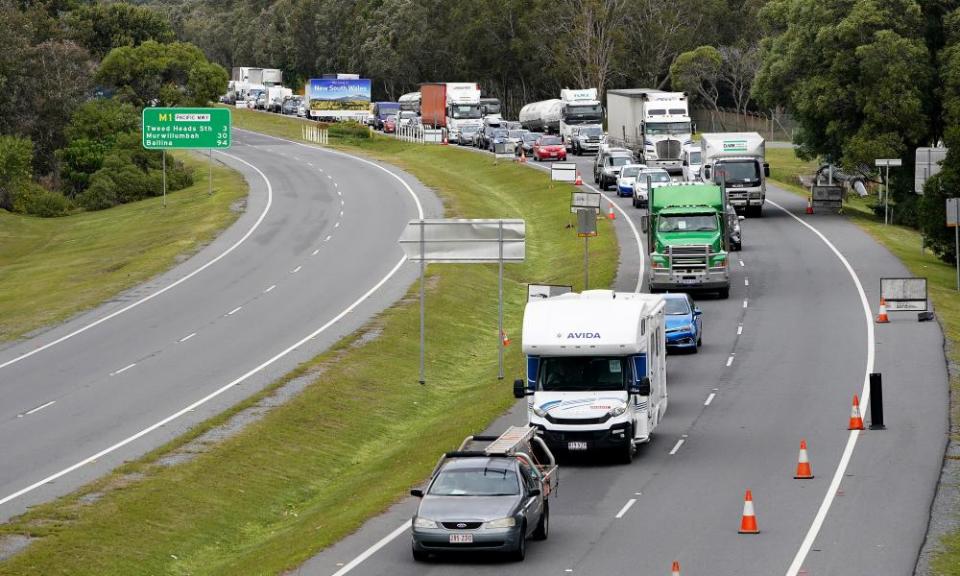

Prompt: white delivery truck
[681,144,702,182]
[606,89,693,175]
[700,132,769,217]
[515,290,668,463]
[266,86,292,112]
[559,88,604,149]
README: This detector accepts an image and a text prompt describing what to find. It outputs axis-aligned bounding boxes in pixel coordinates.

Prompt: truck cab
[517,290,668,463]
[700,132,770,217]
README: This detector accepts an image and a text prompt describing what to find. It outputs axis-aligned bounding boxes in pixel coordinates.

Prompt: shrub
[77,172,119,210]
[0,135,35,211]
[11,181,73,217]
[329,121,370,140]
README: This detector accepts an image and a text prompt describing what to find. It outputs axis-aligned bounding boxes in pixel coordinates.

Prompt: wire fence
[691,108,797,142]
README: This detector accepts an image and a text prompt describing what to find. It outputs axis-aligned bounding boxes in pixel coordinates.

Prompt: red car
[533,135,567,161]
[383,115,397,133]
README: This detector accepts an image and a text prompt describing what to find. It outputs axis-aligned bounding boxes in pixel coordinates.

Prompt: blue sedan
[663,293,702,352]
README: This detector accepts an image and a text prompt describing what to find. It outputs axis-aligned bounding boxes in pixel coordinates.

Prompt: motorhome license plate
[449,533,473,544]
[568,441,588,450]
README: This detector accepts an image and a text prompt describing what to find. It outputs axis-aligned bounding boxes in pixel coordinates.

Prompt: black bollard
[869,373,885,430]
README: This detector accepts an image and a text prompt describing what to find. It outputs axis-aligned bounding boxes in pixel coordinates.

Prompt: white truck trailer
[700,132,769,217]
[606,89,693,175]
[559,88,604,148]
[519,99,562,133]
[515,290,668,463]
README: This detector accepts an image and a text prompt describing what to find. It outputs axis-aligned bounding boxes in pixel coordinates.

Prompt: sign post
[142,107,232,207]
[948,197,959,291]
[875,158,902,225]
[571,191,601,290]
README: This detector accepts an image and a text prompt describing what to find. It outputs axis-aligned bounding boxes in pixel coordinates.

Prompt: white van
[515,290,668,463]
[681,145,703,182]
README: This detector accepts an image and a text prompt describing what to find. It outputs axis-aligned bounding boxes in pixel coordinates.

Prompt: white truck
[681,145,702,182]
[559,88,604,149]
[606,89,693,175]
[265,86,292,112]
[515,290,668,463]
[700,132,769,217]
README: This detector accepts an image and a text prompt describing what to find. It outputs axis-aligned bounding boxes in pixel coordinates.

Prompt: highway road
[296,144,949,575]
[0,129,441,522]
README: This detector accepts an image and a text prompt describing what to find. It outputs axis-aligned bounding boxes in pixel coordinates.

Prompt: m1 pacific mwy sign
[142,108,231,150]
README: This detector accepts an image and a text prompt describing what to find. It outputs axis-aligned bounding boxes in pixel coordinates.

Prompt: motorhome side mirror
[410,489,424,498]
[637,377,651,397]
[513,379,527,399]
[763,163,770,177]
[640,215,649,233]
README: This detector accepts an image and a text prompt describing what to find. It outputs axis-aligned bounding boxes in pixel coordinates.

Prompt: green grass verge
[764,146,960,575]
[0,153,248,342]
[0,110,617,575]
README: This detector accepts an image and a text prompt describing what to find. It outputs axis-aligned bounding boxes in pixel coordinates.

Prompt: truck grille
[656,139,682,161]
[668,245,709,272]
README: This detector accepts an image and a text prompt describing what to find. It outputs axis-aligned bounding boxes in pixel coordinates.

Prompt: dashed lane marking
[110,363,136,376]
[705,392,716,406]
[615,498,638,519]
[669,439,685,455]
[178,332,196,343]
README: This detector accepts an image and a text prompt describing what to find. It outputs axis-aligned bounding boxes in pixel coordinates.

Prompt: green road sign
[142,107,231,150]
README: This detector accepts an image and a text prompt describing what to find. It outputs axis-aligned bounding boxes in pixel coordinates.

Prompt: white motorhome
[700,132,769,217]
[606,89,693,175]
[559,88,604,148]
[681,145,703,182]
[516,290,668,463]
[519,99,563,133]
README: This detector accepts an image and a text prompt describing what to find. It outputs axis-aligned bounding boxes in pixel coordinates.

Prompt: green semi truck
[643,183,731,299]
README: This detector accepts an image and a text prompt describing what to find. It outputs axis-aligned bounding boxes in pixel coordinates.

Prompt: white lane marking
[0,151,273,372]
[331,521,411,576]
[726,356,735,367]
[339,210,344,217]
[227,306,242,316]
[745,277,750,286]
[669,439,685,455]
[264,285,276,293]
[772,199,875,576]
[743,299,749,308]
[291,266,302,274]
[178,332,197,343]
[1,134,425,512]
[615,498,638,519]
[325,235,332,242]
[317,168,323,172]
[334,182,339,188]
[739,260,745,267]
[334,222,340,229]
[20,401,56,418]
[312,249,320,256]
[704,392,716,406]
[340,199,345,206]
[337,190,343,197]
[110,363,136,376]
[737,325,743,335]
[326,174,333,180]
[307,162,313,167]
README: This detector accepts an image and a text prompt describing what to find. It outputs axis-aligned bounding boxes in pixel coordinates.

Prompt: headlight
[533,405,547,418]
[413,517,438,529]
[482,517,517,529]
[606,405,627,418]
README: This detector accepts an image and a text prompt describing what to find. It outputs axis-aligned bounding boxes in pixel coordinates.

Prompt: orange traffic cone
[849,395,865,430]
[501,331,511,346]
[806,195,814,214]
[794,439,814,479]
[575,170,583,185]
[519,148,527,163]
[671,560,681,576]
[607,203,616,220]
[442,131,449,146]
[738,489,759,534]
[876,297,889,323]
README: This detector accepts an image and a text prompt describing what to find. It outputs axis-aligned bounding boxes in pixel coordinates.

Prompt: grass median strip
[0,113,617,575]
[0,153,247,343]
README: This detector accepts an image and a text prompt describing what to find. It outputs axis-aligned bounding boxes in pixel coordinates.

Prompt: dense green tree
[0,134,34,210]
[64,2,174,59]
[670,46,723,110]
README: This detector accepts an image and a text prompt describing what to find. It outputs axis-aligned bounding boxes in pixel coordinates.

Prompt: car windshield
[493,129,508,138]
[523,133,540,142]
[715,160,760,183]
[621,166,641,178]
[645,121,691,135]
[658,214,718,232]
[642,171,671,183]
[689,151,702,164]
[665,298,691,315]
[608,156,632,167]
[429,467,520,496]
[540,136,562,145]
[508,130,525,138]
[461,125,478,133]
[539,356,627,392]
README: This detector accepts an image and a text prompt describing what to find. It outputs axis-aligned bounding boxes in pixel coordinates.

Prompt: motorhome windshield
[715,160,760,184]
[564,103,603,124]
[539,357,627,392]
[658,214,719,233]
[450,104,482,119]
[645,122,691,136]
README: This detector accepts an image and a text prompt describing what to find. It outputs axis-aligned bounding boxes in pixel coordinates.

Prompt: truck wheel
[619,438,634,464]
[718,287,730,299]
[633,196,639,208]
[750,205,763,217]
[533,503,549,540]
[511,526,527,561]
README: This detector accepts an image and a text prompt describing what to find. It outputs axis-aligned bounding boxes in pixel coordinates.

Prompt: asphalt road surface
[296,142,948,575]
[0,129,441,521]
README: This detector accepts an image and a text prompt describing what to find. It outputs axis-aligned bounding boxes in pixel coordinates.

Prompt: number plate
[449,533,473,544]
[568,441,588,451]
[678,278,701,285]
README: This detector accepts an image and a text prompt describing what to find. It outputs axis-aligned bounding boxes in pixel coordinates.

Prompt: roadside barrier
[301,124,328,145]
[875,297,890,323]
[794,439,814,479]
[738,489,760,534]
[397,124,425,144]
[848,395,865,430]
